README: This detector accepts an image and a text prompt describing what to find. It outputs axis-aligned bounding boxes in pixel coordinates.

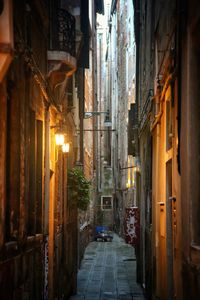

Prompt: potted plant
[67,168,91,211]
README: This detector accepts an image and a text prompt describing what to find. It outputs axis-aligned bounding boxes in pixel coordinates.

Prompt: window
[28,109,36,235]
[101,196,112,210]
[28,112,43,235]
[5,78,20,241]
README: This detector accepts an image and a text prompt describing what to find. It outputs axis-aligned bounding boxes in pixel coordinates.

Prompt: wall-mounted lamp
[51,123,65,146]
[55,133,65,146]
[62,143,70,153]
[84,110,112,126]
[126,182,135,189]
[126,180,131,188]
[104,111,112,127]
[84,111,108,119]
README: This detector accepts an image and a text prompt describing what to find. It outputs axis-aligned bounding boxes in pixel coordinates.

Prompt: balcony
[48,9,77,87]
[0,0,13,82]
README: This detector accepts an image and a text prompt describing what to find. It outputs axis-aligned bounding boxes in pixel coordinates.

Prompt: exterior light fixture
[62,143,70,153]
[104,119,112,127]
[55,133,64,146]
[126,179,131,188]
[83,110,112,127]
[84,111,108,119]
[104,110,112,127]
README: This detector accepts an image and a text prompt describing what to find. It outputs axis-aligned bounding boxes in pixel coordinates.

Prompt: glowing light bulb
[62,143,70,153]
[55,133,64,146]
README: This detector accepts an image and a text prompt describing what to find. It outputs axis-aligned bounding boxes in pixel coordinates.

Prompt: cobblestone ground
[69,234,145,300]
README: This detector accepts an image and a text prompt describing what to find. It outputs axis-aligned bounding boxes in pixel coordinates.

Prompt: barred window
[101,196,112,210]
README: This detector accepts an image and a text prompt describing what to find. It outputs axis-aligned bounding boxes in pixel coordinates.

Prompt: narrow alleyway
[70,235,145,300]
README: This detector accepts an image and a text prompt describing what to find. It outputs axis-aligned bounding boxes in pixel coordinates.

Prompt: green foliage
[68,168,91,211]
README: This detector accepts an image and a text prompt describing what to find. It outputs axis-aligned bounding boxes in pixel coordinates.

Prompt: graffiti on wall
[124,207,140,246]
[44,236,48,300]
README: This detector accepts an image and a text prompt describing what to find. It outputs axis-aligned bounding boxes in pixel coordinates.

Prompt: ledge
[5,241,18,252]
[0,51,13,82]
[47,50,77,86]
[190,244,200,265]
[48,50,76,64]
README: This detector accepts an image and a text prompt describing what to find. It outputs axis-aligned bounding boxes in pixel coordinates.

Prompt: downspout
[43,100,50,300]
[150,71,177,133]
[133,0,141,283]
[44,102,50,235]
[79,68,84,166]
[177,0,184,175]
[92,1,98,198]
[166,195,175,299]
[99,34,102,191]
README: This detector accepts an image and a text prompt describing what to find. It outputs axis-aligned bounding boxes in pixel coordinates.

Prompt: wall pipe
[44,102,50,235]
[43,101,50,300]
[150,70,177,133]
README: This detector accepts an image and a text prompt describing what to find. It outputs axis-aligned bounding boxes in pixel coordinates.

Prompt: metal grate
[51,8,76,57]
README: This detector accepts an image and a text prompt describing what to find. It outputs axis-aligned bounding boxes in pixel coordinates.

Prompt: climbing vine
[67,168,91,211]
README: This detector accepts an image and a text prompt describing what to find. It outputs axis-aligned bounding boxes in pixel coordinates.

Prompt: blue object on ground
[95,226,108,233]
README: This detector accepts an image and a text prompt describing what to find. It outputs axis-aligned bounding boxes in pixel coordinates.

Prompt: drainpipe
[44,101,50,300]
[79,68,84,165]
[150,71,177,133]
[166,196,175,299]
[154,124,160,295]
[44,102,50,234]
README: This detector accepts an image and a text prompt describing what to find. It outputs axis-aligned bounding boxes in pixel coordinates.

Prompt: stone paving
[69,234,146,300]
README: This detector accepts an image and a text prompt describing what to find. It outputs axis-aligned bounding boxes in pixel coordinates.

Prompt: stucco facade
[0,1,103,299]
[134,0,200,299]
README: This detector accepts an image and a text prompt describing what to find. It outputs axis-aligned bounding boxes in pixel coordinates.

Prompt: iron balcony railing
[50,8,76,57]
